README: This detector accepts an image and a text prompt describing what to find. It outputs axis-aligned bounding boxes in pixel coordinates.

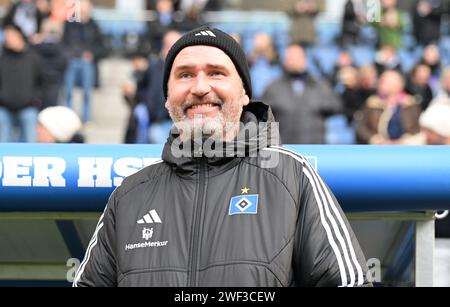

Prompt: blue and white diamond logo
[229,194,259,215]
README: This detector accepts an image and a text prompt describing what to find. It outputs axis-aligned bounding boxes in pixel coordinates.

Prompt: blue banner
[0,143,449,212]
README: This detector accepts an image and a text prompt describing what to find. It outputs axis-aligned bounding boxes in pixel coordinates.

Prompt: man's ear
[242,89,250,106]
[165,100,170,110]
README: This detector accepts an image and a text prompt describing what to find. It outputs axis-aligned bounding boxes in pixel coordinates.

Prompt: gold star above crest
[241,187,250,194]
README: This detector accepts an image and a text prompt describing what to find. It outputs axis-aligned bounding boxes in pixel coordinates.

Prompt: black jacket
[62,19,107,60]
[412,0,445,46]
[262,75,342,144]
[73,102,370,287]
[0,47,43,111]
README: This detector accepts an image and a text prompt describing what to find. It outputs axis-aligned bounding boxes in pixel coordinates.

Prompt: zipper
[187,157,208,286]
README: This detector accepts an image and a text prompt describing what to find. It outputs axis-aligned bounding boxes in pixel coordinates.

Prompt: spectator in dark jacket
[147,30,182,143]
[175,3,205,33]
[406,63,433,111]
[62,0,106,123]
[2,0,49,40]
[341,0,362,46]
[32,19,68,109]
[375,45,402,76]
[420,44,442,95]
[123,30,182,144]
[262,44,342,144]
[146,0,177,53]
[0,24,44,142]
[338,66,369,124]
[412,0,445,46]
[122,52,150,144]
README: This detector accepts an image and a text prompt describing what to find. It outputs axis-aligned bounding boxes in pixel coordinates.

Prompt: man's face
[166,45,249,141]
[4,28,25,51]
[283,45,306,73]
[413,65,431,86]
[378,71,403,97]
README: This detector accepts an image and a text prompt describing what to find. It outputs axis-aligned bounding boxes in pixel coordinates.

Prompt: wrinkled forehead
[171,45,238,74]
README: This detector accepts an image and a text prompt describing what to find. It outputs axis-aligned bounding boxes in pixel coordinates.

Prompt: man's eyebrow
[172,64,230,71]
[205,64,229,71]
[173,64,195,72]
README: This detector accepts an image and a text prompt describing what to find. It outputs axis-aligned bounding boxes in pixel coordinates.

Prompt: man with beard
[73,26,370,287]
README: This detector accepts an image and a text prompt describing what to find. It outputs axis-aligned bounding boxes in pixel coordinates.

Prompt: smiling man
[73,26,371,287]
[165,45,248,142]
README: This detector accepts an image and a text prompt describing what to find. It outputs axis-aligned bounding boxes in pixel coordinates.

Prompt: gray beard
[171,112,241,143]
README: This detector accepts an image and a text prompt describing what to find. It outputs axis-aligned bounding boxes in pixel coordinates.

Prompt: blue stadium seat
[440,36,450,67]
[348,45,375,66]
[359,25,377,47]
[398,48,422,74]
[309,45,341,77]
[325,114,356,144]
[304,47,321,79]
[315,19,340,46]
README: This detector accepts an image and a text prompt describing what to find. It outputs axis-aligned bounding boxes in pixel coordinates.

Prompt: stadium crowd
[0,0,449,146]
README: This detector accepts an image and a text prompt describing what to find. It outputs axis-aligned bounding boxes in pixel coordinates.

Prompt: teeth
[190,104,216,109]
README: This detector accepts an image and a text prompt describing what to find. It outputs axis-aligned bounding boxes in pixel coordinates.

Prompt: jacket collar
[161,101,280,178]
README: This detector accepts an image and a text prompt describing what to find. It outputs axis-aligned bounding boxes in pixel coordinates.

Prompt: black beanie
[163,26,252,99]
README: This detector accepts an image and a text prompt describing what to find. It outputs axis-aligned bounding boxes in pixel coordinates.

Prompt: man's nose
[190,73,211,97]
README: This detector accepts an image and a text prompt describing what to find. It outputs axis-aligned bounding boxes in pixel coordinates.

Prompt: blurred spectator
[37,106,84,143]
[358,64,378,100]
[32,19,68,109]
[178,0,208,12]
[175,3,206,33]
[229,32,241,45]
[146,0,177,53]
[336,64,377,125]
[0,24,43,143]
[372,0,405,49]
[62,0,106,123]
[287,0,325,46]
[124,30,182,144]
[202,0,222,11]
[430,66,450,104]
[338,66,368,123]
[147,30,182,143]
[418,101,450,145]
[2,0,49,41]
[405,63,433,111]
[122,53,150,144]
[420,44,442,94]
[356,70,421,144]
[262,44,342,144]
[330,50,354,88]
[341,0,362,46]
[48,0,70,25]
[412,0,445,46]
[375,45,402,75]
[248,32,282,99]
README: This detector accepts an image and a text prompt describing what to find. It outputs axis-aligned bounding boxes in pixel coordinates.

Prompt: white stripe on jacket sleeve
[264,146,363,286]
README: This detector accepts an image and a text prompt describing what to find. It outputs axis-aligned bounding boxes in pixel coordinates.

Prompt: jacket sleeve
[293,161,371,287]
[73,191,118,287]
[316,81,342,116]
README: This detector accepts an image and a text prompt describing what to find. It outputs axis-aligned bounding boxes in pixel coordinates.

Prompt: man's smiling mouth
[183,101,224,118]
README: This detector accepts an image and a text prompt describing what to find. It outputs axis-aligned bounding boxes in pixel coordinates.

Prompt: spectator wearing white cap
[37,106,83,143]
[419,102,450,145]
